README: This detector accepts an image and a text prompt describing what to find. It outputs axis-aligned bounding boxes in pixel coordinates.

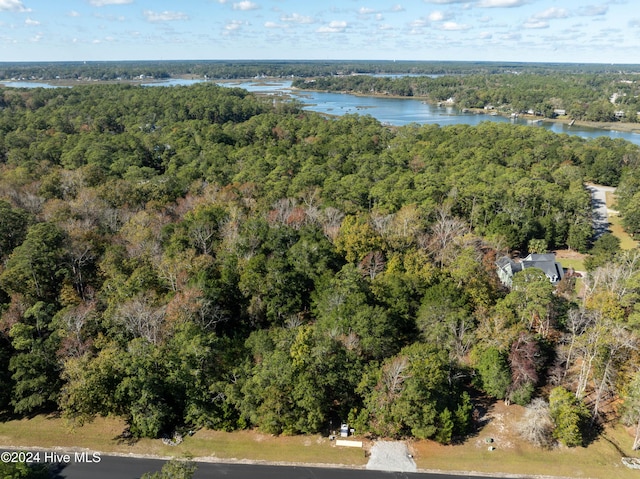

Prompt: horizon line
[1,59,640,67]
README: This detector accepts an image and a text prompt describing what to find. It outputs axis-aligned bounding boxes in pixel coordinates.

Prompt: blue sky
[0,0,638,64]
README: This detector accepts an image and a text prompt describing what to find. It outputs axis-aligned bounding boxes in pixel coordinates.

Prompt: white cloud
[479,31,492,39]
[428,11,453,22]
[440,21,471,30]
[534,7,569,20]
[423,0,469,4]
[264,21,285,29]
[501,32,521,40]
[477,0,527,7]
[233,1,259,11]
[89,0,133,6]
[0,0,30,12]
[409,18,429,29]
[30,33,42,42]
[281,13,314,24]
[224,19,245,32]
[523,20,548,29]
[391,4,405,12]
[577,5,608,17]
[359,7,376,15]
[68,10,81,17]
[143,10,189,22]
[24,17,39,25]
[523,6,567,29]
[316,20,347,33]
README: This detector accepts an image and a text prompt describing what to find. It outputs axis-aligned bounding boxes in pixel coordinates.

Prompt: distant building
[496,253,564,288]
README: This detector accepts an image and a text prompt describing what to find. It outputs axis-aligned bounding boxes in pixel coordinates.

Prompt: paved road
[56,458,505,479]
[1,451,518,479]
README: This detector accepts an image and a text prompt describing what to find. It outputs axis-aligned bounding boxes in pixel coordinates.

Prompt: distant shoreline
[293,85,640,135]
[5,76,640,136]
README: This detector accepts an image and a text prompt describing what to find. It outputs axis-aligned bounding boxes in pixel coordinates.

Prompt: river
[218,79,640,146]
[4,78,640,146]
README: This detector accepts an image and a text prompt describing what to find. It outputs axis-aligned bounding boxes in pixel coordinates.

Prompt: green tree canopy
[0,222,69,304]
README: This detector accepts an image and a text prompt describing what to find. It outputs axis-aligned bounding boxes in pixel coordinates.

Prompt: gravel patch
[586,183,616,239]
[366,441,416,473]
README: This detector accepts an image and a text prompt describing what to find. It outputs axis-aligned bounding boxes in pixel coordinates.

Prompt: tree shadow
[45,410,62,420]
[114,426,139,446]
[450,389,496,444]
[582,417,604,448]
[0,408,56,422]
[474,391,496,428]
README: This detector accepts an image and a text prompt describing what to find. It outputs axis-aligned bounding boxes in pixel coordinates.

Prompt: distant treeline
[2,59,640,81]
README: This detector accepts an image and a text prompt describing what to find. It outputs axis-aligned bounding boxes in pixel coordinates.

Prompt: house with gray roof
[496,253,564,288]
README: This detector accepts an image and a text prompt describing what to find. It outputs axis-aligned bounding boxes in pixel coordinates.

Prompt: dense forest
[2,81,640,451]
[293,72,640,123]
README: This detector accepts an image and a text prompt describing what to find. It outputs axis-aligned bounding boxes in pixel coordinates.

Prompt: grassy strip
[413,427,637,479]
[1,413,639,477]
[181,430,367,465]
[559,257,586,272]
[609,215,638,250]
[0,415,367,466]
[605,191,638,250]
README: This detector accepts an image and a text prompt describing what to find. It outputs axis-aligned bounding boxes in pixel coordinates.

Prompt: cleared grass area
[555,249,586,273]
[1,410,639,477]
[412,402,640,479]
[0,415,367,467]
[605,191,637,250]
[183,430,367,465]
[558,257,586,272]
[413,431,636,479]
[609,215,638,250]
